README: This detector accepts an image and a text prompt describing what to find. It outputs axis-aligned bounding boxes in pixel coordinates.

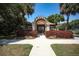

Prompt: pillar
[45,24,50,31]
[32,22,35,31]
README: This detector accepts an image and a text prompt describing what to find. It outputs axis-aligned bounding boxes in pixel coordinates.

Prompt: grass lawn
[51,44,79,56]
[0,44,33,56]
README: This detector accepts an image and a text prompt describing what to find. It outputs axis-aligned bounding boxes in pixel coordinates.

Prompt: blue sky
[25,3,79,22]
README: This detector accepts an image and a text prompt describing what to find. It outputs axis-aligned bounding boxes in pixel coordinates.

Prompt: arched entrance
[36,17,46,34]
[37,25,45,33]
[32,16,51,34]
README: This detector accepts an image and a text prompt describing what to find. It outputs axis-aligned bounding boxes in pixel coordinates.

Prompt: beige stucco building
[32,16,56,33]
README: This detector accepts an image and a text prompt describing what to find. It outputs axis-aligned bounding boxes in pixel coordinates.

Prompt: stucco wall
[32,16,50,31]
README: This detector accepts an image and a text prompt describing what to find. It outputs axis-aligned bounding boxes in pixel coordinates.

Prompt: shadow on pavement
[0,37,25,44]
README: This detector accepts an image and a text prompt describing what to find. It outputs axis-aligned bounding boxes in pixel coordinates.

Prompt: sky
[25,3,79,22]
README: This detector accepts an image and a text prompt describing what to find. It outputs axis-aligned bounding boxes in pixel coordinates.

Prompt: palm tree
[60,3,79,30]
[11,3,35,25]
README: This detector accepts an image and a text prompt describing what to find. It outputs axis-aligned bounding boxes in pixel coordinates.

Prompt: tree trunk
[22,13,25,25]
[65,14,70,30]
[54,22,58,30]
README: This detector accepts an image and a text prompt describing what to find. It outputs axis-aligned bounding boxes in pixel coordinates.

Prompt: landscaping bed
[0,44,33,56]
[0,35,16,39]
[16,29,37,39]
[51,44,79,56]
[45,30,73,39]
[0,30,37,39]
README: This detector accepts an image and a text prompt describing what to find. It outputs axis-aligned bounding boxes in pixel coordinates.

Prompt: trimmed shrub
[16,29,37,38]
[30,31,37,37]
[45,30,73,39]
[16,29,25,37]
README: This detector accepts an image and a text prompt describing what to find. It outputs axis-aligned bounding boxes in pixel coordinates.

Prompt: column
[32,22,35,31]
[46,24,50,31]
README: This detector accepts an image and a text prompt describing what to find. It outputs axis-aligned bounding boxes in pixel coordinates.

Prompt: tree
[60,3,79,30]
[47,14,64,30]
[0,3,35,35]
[0,3,35,25]
[47,14,64,24]
[70,19,79,29]
[13,4,35,25]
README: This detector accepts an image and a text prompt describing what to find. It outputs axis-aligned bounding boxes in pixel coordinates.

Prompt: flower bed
[16,29,37,38]
[45,30,73,39]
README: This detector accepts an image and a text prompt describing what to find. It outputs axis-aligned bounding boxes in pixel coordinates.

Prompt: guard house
[32,16,56,33]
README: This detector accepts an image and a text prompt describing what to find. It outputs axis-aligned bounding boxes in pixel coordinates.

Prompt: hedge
[16,29,37,37]
[45,30,73,39]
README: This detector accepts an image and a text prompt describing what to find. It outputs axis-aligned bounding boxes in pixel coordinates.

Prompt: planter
[48,36,56,39]
[24,36,35,39]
